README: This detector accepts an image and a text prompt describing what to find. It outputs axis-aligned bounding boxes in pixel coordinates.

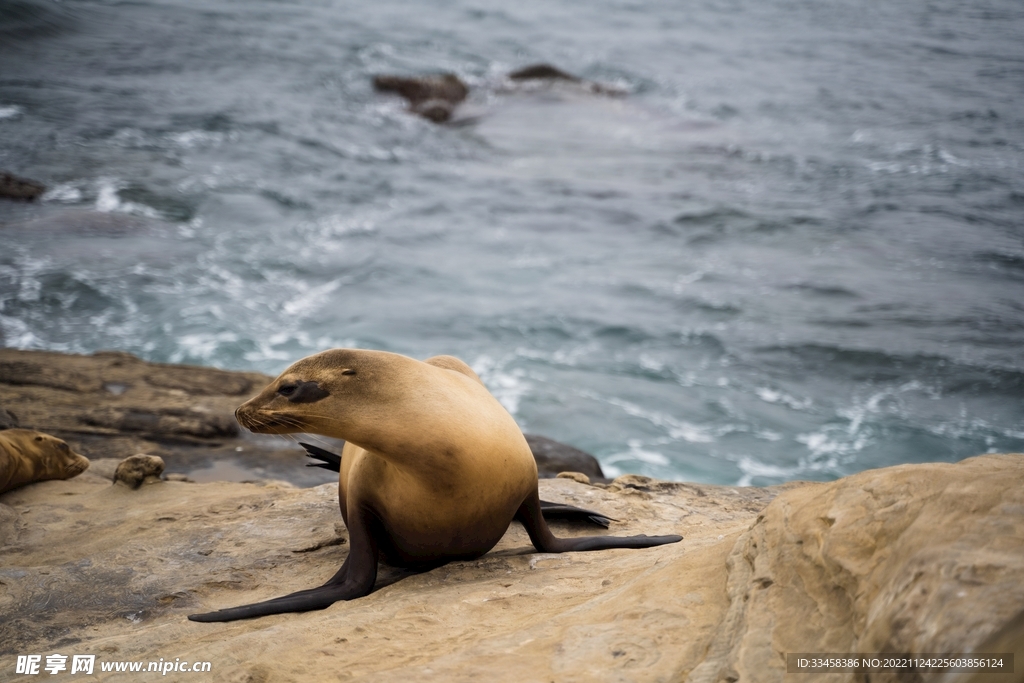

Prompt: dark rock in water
[372,73,469,123]
[525,434,607,481]
[411,98,457,123]
[505,63,627,96]
[0,407,18,430]
[508,63,582,82]
[0,171,45,201]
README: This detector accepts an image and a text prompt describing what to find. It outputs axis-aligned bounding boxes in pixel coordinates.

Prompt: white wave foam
[281,279,341,317]
[638,354,664,372]
[110,127,235,150]
[242,332,351,366]
[796,381,936,460]
[41,183,83,203]
[755,386,811,410]
[472,355,530,416]
[605,439,671,467]
[299,214,378,238]
[0,313,43,348]
[166,130,234,149]
[169,331,240,363]
[735,456,803,487]
[598,394,718,443]
[0,105,22,120]
[94,179,159,218]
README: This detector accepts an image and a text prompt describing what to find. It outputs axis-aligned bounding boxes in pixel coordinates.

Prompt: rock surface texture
[0,350,1020,681]
[1,449,1020,681]
[0,349,606,487]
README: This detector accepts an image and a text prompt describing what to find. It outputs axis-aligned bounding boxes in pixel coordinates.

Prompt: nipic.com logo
[15,655,94,675]
[13,654,213,676]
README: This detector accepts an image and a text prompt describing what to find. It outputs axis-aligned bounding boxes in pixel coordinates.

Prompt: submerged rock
[0,171,45,201]
[372,73,469,123]
[508,63,582,82]
[371,64,625,124]
[504,62,627,96]
[525,433,607,481]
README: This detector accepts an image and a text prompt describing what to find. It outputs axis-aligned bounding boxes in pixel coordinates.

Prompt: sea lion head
[0,429,90,490]
[235,349,393,436]
[28,431,90,480]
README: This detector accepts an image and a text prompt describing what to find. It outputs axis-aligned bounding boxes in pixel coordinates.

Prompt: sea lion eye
[278,380,330,403]
[341,369,356,376]
[59,442,70,453]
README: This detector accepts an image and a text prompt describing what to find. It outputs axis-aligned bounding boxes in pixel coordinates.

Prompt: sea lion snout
[234,400,272,433]
[63,452,90,477]
[234,383,320,434]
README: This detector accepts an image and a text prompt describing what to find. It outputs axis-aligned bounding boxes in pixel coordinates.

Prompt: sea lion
[0,429,90,495]
[189,349,682,622]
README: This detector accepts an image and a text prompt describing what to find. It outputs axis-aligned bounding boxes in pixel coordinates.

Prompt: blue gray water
[2,0,1023,485]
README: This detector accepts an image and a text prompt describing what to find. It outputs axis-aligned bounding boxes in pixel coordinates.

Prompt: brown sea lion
[189,349,681,622]
[0,429,90,495]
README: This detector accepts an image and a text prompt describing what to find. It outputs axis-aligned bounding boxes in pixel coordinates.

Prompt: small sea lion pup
[0,429,90,495]
[189,349,682,622]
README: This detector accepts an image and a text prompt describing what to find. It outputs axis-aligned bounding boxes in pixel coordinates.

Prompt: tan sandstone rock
[1,453,1020,682]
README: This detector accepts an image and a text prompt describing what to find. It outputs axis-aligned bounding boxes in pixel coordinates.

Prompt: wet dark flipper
[538,500,614,528]
[301,442,342,472]
[188,502,379,623]
[187,582,362,622]
[519,488,682,553]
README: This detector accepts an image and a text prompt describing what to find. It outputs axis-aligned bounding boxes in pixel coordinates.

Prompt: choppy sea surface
[1,0,1023,485]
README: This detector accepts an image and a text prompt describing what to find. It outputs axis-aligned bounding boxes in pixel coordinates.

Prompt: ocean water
[1,0,1023,485]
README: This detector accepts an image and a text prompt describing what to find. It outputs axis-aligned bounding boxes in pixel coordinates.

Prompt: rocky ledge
[0,348,606,485]
[0,351,1021,682]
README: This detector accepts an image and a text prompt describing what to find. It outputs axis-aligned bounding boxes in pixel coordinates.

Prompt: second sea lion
[0,429,90,495]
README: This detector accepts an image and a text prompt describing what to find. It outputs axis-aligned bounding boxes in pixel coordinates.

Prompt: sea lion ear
[282,380,330,404]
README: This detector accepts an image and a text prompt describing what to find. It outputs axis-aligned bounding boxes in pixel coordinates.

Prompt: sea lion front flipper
[188,503,380,623]
[301,442,341,472]
[517,488,682,553]
[538,500,614,528]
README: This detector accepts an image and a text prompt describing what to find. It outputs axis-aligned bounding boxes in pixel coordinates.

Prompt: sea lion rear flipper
[189,503,380,623]
[517,488,682,553]
[538,500,614,528]
[301,442,341,472]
